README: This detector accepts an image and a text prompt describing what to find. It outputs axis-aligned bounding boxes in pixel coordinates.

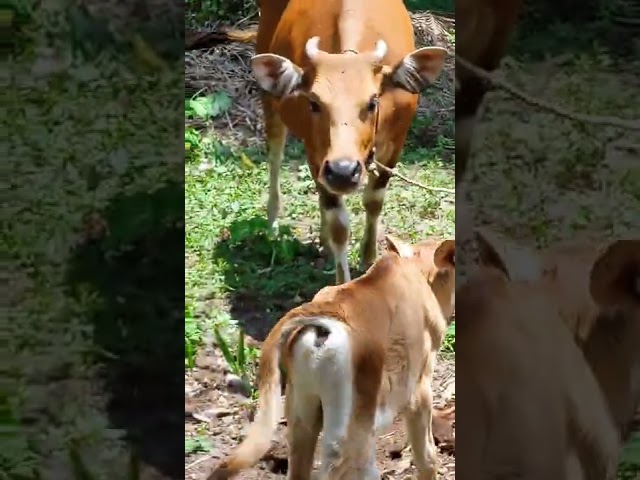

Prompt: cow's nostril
[324,158,362,185]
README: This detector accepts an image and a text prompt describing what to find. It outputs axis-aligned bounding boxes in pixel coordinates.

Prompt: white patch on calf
[290,317,354,474]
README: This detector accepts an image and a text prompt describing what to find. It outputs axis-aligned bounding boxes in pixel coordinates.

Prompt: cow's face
[251,37,447,195]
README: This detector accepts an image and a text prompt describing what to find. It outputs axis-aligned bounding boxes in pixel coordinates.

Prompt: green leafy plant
[185,435,213,455]
[442,322,455,353]
[212,326,258,381]
[186,92,232,120]
[618,432,640,479]
[185,305,202,369]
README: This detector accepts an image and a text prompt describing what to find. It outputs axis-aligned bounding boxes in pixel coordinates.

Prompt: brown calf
[455,229,624,480]
[475,229,640,443]
[456,0,523,185]
[208,235,455,480]
[249,0,447,284]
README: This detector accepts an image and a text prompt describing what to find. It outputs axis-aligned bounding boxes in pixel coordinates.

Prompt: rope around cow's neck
[366,96,455,195]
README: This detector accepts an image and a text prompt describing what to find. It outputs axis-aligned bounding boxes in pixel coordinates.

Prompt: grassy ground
[184,102,456,370]
[184,2,457,380]
[183,5,456,476]
[6,1,183,478]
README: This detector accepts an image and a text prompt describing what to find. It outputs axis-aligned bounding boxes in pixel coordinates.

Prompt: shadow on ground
[65,183,184,479]
[212,216,333,341]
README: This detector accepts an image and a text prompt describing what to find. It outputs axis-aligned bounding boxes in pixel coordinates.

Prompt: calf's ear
[434,239,455,270]
[250,54,305,97]
[589,239,640,307]
[474,227,543,282]
[386,46,448,94]
[385,234,414,258]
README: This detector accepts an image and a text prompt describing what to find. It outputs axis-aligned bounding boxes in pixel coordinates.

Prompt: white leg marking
[325,205,351,283]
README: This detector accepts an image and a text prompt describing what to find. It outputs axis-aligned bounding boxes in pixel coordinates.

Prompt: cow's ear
[385,234,414,258]
[434,239,455,270]
[250,54,305,97]
[474,227,543,282]
[589,239,640,307]
[386,47,448,94]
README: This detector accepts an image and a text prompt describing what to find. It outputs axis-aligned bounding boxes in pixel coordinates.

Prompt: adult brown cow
[249,0,447,284]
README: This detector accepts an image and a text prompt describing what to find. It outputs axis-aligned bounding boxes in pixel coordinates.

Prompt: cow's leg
[319,187,351,284]
[263,95,288,227]
[360,166,394,271]
[455,74,488,186]
[404,359,438,480]
[286,384,322,480]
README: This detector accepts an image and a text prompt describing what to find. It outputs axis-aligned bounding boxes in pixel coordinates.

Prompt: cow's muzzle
[322,158,362,192]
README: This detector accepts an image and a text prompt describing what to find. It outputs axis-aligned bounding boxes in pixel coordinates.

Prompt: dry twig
[456,54,640,131]
[372,160,455,195]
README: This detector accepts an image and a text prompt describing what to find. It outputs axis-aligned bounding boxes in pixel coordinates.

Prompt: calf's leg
[285,384,322,480]
[404,370,439,480]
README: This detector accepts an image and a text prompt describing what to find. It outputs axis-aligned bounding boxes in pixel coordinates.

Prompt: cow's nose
[323,158,362,190]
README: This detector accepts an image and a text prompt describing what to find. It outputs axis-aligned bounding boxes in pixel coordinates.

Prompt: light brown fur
[456,256,620,480]
[248,0,448,284]
[538,239,640,442]
[207,235,455,480]
[465,228,640,478]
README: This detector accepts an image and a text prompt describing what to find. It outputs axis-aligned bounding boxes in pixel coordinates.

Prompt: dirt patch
[185,345,455,480]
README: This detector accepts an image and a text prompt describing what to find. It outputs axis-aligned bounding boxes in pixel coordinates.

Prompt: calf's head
[251,37,447,195]
[385,234,456,318]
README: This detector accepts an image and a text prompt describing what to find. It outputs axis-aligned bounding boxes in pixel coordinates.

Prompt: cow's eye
[367,96,378,113]
[309,99,321,113]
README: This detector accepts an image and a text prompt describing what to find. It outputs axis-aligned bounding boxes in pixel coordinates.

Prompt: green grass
[184,91,456,381]
[6,1,184,478]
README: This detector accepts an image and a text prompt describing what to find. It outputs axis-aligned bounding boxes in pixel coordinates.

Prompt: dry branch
[373,160,455,195]
[456,54,640,131]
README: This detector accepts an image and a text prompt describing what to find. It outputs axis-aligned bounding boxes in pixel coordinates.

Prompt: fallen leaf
[240,152,256,170]
[132,33,167,70]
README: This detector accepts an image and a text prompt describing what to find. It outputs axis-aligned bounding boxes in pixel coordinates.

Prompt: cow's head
[385,235,455,319]
[250,37,447,195]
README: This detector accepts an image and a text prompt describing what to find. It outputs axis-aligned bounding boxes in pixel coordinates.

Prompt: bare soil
[185,341,455,480]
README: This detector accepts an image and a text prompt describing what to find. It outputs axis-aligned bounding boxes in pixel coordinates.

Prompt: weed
[212,326,259,381]
[185,435,214,455]
[442,322,455,353]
